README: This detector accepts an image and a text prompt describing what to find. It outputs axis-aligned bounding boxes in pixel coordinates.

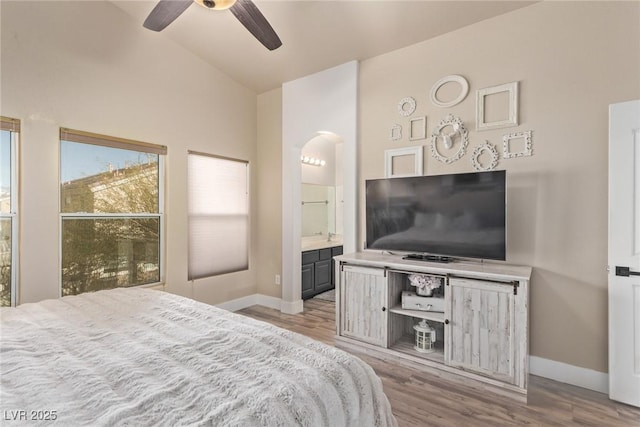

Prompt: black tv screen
[365,170,506,261]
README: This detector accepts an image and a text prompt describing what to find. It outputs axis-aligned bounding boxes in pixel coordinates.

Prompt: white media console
[334,251,532,401]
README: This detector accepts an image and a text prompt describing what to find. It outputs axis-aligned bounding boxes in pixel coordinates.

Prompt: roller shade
[187,151,249,280]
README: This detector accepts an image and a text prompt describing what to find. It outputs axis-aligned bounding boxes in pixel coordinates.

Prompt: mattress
[0,288,396,426]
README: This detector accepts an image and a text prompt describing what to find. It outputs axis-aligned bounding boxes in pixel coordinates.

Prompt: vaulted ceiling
[111,1,536,93]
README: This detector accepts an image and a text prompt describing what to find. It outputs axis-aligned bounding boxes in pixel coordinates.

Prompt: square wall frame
[409,116,427,141]
[384,146,423,178]
[476,81,519,131]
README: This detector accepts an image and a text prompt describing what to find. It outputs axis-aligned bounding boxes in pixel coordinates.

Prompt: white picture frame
[429,75,469,108]
[409,116,427,141]
[384,146,424,178]
[389,124,402,141]
[503,130,533,158]
[397,97,416,117]
[471,141,500,171]
[476,81,519,131]
[430,114,469,164]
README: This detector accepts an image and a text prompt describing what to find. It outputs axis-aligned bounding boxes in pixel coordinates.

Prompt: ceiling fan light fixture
[144,0,281,50]
[194,0,236,10]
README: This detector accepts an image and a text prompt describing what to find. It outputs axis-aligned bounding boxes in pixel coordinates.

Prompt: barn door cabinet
[340,265,388,347]
[447,277,524,387]
[334,252,531,402]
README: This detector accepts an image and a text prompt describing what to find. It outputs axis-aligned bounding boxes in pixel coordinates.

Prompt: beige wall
[358,1,640,373]
[1,1,258,305]
[256,88,283,298]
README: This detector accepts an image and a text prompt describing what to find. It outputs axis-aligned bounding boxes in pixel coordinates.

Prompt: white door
[608,99,640,407]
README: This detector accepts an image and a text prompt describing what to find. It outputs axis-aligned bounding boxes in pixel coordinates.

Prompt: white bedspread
[0,288,396,426]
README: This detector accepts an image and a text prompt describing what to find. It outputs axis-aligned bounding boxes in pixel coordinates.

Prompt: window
[60,128,166,296]
[1,117,19,307]
[188,152,249,279]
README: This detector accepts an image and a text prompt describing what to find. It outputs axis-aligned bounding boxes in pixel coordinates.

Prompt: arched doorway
[281,61,358,314]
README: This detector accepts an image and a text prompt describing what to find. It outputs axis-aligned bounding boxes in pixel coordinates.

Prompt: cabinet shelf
[390,334,445,364]
[389,305,445,323]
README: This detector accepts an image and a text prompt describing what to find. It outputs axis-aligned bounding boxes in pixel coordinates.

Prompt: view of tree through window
[0,128,14,306]
[60,134,163,296]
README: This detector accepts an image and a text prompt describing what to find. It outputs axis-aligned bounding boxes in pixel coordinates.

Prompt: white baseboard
[215,294,261,312]
[215,293,301,313]
[529,356,609,394]
[256,294,283,310]
[280,298,304,314]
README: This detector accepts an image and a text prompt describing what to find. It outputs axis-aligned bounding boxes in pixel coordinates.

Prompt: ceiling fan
[143,0,282,51]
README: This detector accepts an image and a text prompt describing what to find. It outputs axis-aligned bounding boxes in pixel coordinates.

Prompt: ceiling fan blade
[230,0,282,51]
[143,0,193,32]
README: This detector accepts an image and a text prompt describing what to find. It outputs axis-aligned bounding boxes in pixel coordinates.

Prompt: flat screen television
[365,170,506,261]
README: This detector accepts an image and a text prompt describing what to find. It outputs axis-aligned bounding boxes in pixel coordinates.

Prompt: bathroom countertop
[301,236,343,251]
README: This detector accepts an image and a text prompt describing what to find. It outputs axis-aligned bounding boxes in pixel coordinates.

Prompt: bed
[0,288,396,426]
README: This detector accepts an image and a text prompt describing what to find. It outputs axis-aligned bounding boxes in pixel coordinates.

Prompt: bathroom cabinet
[301,245,343,299]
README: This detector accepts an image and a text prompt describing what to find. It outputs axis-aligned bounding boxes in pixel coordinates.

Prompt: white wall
[1,1,259,305]
[281,61,358,312]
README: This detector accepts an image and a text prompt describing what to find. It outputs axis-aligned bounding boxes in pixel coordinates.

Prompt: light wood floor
[238,299,640,427]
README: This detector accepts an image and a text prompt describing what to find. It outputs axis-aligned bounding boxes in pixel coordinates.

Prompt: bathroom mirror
[301,183,336,238]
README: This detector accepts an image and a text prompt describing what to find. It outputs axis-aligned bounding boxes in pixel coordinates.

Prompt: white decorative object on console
[397,97,416,116]
[471,141,500,171]
[503,130,533,158]
[414,320,436,353]
[429,75,470,108]
[476,81,519,131]
[430,114,469,164]
[402,291,445,312]
[407,273,443,296]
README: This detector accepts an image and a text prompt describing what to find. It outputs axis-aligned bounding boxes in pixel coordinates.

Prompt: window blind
[60,128,167,155]
[188,152,249,280]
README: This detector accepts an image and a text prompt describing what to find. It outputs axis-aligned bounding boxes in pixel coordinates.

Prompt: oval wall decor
[429,75,469,108]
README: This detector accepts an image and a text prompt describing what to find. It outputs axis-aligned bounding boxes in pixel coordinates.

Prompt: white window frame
[1,118,19,306]
[59,129,166,296]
